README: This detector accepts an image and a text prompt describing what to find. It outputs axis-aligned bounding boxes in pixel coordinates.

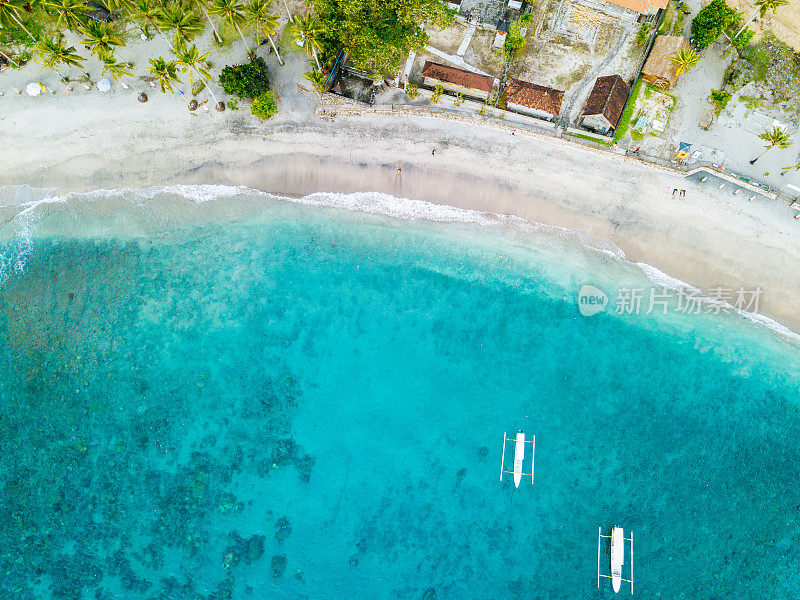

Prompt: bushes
[691,0,737,48]
[219,56,270,99]
[252,91,278,120]
[709,89,731,113]
[220,56,279,120]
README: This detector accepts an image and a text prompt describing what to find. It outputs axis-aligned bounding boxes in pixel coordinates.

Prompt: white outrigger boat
[499,430,535,487]
[597,526,634,594]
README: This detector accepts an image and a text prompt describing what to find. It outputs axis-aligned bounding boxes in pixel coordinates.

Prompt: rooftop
[602,0,667,14]
[505,78,565,116]
[421,61,496,93]
[582,75,630,127]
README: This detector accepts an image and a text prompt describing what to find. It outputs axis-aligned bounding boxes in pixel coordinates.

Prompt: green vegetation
[302,68,327,91]
[691,0,738,48]
[310,0,454,74]
[726,34,800,116]
[431,83,443,103]
[612,77,643,143]
[404,83,418,99]
[564,131,613,146]
[670,47,701,75]
[251,89,277,118]
[505,13,532,56]
[709,89,731,113]
[636,22,651,45]
[781,152,800,175]
[219,55,270,98]
[750,126,792,163]
[630,130,645,141]
[148,56,182,93]
[739,94,766,109]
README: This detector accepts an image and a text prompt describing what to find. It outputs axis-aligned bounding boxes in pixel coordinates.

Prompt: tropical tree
[302,68,326,91]
[750,127,792,164]
[735,0,789,38]
[35,33,84,85]
[156,0,204,46]
[0,0,37,41]
[781,153,800,176]
[691,0,738,48]
[99,52,146,98]
[131,0,172,43]
[148,55,183,92]
[104,0,135,18]
[292,12,320,69]
[42,0,88,31]
[193,0,222,44]
[244,0,282,64]
[174,40,224,108]
[670,47,702,76]
[310,0,453,73]
[209,0,250,52]
[0,48,19,67]
[79,19,125,57]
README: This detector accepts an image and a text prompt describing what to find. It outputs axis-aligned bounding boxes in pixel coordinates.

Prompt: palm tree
[302,69,326,91]
[670,47,701,76]
[292,12,320,70]
[131,0,172,44]
[101,53,148,101]
[35,33,84,86]
[149,55,183,93]
[156,0,204,46]
[0,48,20,67]
[173,40,223,109]
[781,153,800,176]
[209,0,250,52]
[735,0,789,38]
[0,0,37,40]
[244,0,282,64]
[41,0,88,31]
[79,19,125,57]
[750,127,792,164]
[193,0,222,44]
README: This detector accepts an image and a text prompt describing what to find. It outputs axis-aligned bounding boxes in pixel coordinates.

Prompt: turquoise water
[2,186,800,600]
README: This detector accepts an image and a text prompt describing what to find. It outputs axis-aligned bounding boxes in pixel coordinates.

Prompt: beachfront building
[421,61,497,101]
[587,0,667,22]
[505,78,564,121]
[508,0,523,9]
[579,75,630,134]
[641,35,689,90]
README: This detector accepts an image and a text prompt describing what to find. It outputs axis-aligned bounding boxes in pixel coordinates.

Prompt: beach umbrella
[26,82,41,96]
[97,78,111,92]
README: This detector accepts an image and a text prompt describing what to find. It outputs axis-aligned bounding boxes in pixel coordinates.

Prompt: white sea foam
[1,183,797,344]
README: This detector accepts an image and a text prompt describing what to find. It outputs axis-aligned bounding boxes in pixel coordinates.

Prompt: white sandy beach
[1,41,799,332]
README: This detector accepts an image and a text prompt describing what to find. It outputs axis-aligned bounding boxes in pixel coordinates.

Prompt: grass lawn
[613,77,643,143]
[565,132,613,145]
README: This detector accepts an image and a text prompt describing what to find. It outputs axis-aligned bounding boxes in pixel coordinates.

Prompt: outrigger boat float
[597,526,634,594]
[499,430,535,487]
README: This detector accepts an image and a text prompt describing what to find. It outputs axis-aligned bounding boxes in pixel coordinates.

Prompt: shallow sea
[1,185,800,600]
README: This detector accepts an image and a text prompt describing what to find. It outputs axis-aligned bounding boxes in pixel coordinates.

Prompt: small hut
[641,35,689,90]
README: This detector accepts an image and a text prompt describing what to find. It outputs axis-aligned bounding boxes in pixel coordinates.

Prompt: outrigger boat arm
[499,431,535,485]
[597,527,634,595]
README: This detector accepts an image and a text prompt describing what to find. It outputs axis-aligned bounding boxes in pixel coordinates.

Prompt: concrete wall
[422,76,491,100]
[507,102,555,121]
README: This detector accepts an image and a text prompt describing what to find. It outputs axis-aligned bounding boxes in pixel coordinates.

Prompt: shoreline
[2,95,800,333]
